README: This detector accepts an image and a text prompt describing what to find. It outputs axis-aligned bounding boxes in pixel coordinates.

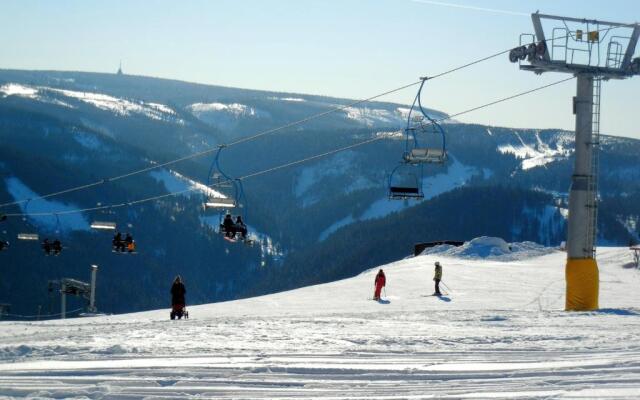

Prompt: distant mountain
[0,69,638,316]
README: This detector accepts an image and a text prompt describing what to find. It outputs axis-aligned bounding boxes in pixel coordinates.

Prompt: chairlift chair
[42,214,65,255]
[205,146,252,244]
[203,147,238,210]
[387,163,424,200]
[18,233,39,241]
[90,221,117,230]
[0,214,8,251]
[204,197,236,210]
[402,79,447,165]
[16,200,40,242]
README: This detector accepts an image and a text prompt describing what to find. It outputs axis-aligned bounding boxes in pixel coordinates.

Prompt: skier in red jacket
[373,269,386,301]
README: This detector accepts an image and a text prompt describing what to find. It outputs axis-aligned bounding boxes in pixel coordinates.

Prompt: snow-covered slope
[1,243,639,398]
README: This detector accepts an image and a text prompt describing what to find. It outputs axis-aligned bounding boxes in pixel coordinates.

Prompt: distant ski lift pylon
[402,78,447,165]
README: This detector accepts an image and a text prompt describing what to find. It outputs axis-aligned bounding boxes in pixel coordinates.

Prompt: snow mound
[424,236,555,261]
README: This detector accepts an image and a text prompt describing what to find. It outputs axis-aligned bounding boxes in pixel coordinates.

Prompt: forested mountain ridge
[1,69,639,315]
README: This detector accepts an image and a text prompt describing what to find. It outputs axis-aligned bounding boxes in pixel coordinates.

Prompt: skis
[224,236,254,246]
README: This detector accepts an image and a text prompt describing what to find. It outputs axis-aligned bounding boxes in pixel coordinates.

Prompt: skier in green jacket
[434,261,443,296]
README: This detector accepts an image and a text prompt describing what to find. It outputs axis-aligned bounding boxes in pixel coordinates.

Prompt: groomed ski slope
[1,243,640,399]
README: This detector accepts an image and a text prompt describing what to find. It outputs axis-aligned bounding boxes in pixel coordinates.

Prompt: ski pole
[441,281,453,293]
[383,287,387,298]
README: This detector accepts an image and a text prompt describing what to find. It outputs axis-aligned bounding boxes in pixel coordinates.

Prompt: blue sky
[1,0,639,138]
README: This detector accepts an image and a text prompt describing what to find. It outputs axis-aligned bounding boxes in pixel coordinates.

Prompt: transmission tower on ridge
[510,13,640,311]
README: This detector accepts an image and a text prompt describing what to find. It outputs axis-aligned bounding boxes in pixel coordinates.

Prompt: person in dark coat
[222,213,235,238]
[170,275,187,319]
[52,239,62,255]
[171,275,186,305]
[42,238,52,255]
[235,215,247,240]
[374,269,386,301]
[113,232,124,252]
[0,240,8,251]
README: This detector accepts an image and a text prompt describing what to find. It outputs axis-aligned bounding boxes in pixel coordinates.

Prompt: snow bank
[424,236,555,261]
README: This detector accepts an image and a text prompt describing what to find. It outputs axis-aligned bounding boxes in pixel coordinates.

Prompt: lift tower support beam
[565,74,599,310]
[510,12,640,310]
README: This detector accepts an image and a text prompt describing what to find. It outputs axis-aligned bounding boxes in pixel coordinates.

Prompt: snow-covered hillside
[1,242,639,398]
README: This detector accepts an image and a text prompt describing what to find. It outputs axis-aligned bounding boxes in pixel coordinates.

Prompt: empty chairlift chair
[402,79,447,165]
[388,163,424,200]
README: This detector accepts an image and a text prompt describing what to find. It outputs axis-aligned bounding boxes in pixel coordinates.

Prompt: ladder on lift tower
[586,77,602,257]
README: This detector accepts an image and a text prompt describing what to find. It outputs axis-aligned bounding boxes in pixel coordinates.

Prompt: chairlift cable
[3,308,84,319]
[441,76,576,122]
[0,38,557,210]
[0,80,422,209]
[0,24,629,212]
[2,77,576,219]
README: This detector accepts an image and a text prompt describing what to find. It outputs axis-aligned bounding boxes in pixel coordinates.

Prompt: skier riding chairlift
[235,215,247,240]
[42,238,52,255]
[221,213,235,238]
[124,233,136,253]
[52,239,62,255]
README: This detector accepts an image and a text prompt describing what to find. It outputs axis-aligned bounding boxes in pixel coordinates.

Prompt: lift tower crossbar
[510,13,640,311]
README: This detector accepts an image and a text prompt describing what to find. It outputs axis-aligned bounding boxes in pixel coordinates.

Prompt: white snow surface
[0,83,182,122]
[498,131,572,170]
[268,96,306,102]
[4,177,90,233]
[423,236,555,261]
[149,169,225,199]
[1,245,639,398]
[186,102,270,129]
[0,83,38,98]
[343,106,446,128]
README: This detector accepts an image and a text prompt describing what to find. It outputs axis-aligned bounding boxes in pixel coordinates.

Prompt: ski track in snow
[1,247,640,398]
